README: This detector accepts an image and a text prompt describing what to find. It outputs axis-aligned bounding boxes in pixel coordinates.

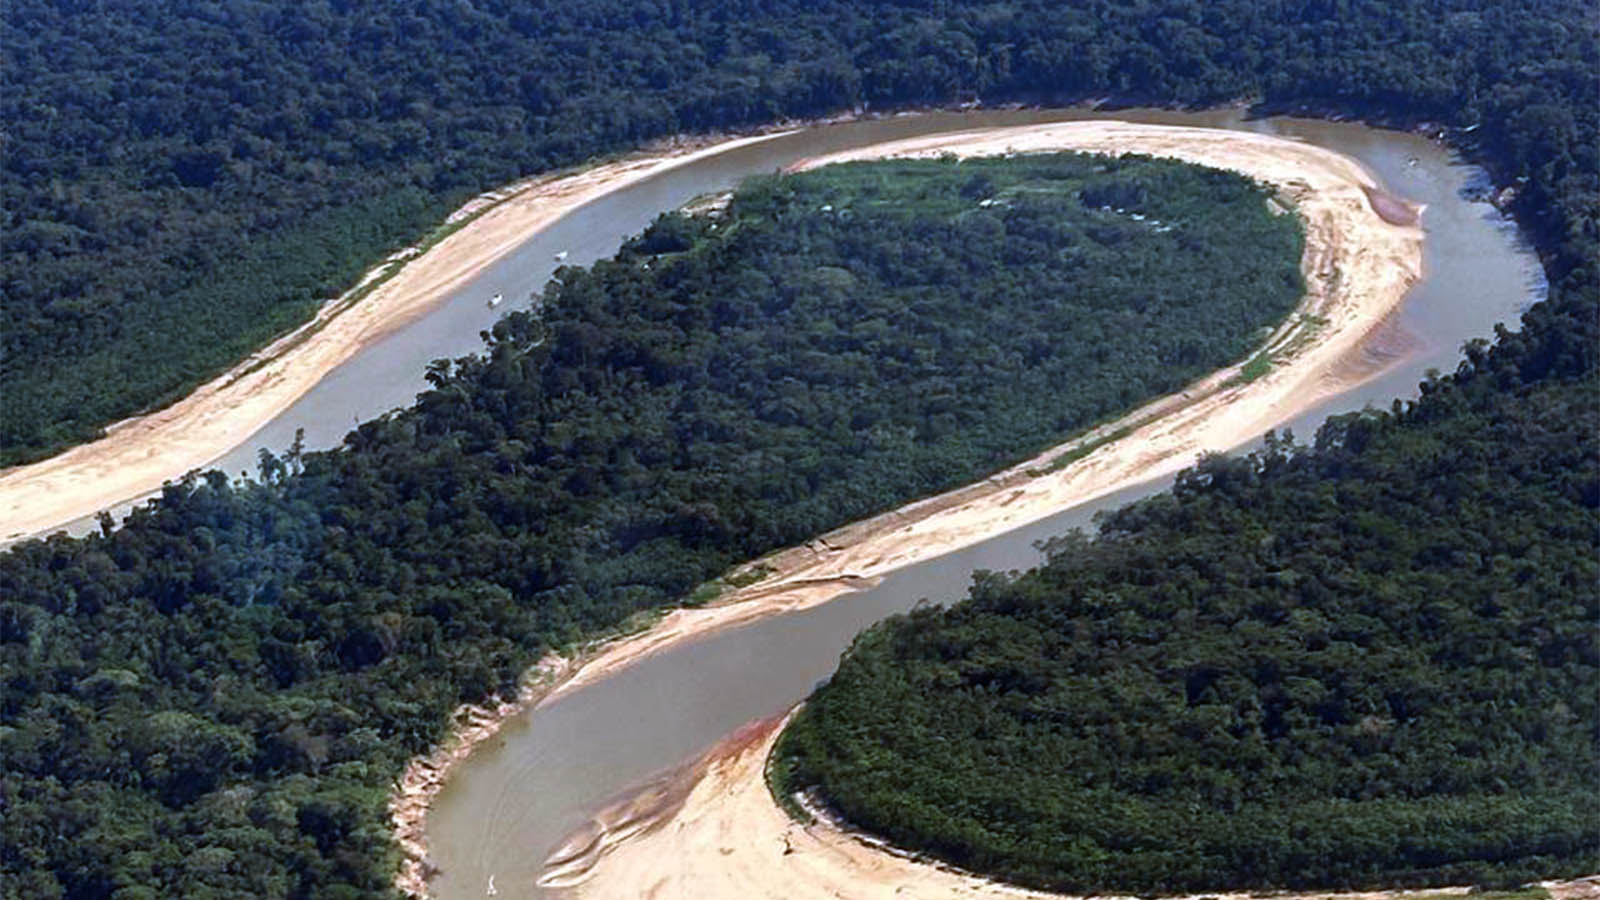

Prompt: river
[397,109,1543,900]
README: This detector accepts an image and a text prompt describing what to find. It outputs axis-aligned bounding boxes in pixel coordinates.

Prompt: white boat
[554,250,569,261]
[487,292,503,308]
[486,874,497,895]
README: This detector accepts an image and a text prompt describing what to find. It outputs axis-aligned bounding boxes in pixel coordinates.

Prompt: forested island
[0,154,1308,897]
[3,0,1594,463]
[3,1,1596,897]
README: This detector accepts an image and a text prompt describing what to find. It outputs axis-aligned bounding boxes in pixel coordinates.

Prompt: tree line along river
[52,107,1537,899]
[398,109,1542,900]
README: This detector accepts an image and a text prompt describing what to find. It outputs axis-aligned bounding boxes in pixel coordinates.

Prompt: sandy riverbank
[391,120,1427,897]
[491,120,1428,711]
[0,130,790,544]
[555,716,1599,900]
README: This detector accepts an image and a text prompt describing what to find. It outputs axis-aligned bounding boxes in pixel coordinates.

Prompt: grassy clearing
[686,563,777,606]
[1037,425,1135,475]
[1235,351,1274,384]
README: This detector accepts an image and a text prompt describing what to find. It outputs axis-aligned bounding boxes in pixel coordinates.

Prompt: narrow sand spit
[394,120,1430,897]
[555,716,1600,900]
[0,131,789,544]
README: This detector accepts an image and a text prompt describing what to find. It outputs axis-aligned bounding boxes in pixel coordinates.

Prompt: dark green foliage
[2,1,1596,896]
[4,0,1596,462]
[777,368,1600,894]
[0,158,1300,898]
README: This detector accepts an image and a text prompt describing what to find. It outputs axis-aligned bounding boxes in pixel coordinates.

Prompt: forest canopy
[774,371,1600,893]
[2,0,1596,897]
[3,0,1595,463]
[0,154,1307,898]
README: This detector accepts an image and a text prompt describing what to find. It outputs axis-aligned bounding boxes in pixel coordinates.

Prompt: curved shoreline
[540,121,1428,708]
[558,715,1598,900]
[0,130,791,545]
[399,120,1426,898]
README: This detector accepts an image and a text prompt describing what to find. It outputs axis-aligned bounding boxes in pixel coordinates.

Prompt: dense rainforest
[2,1,1596,898]
[774,370,1599,893]
[0,155,1308,898]
[2,0,1595,463]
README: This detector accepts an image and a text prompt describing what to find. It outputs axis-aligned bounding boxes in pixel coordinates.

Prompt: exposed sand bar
[0,131,790,544]
[546,123,1431,895]
[394,121,1427,898]
[557,716,1599,900]
[539,120,1426,708]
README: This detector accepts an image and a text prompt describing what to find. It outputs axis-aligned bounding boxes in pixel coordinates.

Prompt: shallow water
[414,109,1543,899]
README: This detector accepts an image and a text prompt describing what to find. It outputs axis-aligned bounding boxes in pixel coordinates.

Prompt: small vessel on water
[554,250,569,261]
[487,292,503,308]
[486,873,497,895]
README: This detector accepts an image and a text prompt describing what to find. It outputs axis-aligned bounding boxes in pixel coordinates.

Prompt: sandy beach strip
[0,130,791,544]
[553,130,1598,900]
[554,715,1598,900]
[532,120,1427,710]
[388,120,1427,897]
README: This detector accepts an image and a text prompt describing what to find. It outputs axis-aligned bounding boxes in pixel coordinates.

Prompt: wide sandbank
[390,119,1430,897]
[0,131,789,544]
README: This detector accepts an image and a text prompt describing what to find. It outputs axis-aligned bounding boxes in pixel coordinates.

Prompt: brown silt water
[144,108,1536,899]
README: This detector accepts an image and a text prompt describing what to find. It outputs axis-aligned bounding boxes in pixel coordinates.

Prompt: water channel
[21,103,1537,893]
[395,109,1545,899]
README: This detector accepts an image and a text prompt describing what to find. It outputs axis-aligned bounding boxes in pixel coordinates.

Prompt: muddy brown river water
[394,108,1544,900]
[26,105,1538,896]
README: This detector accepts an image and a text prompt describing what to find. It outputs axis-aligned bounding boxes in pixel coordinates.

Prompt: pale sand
[556,716,1599,900]
[396,120,1436,898]
[545,120,1427,707]
[0,131,790,544]
[528,120,1465,896]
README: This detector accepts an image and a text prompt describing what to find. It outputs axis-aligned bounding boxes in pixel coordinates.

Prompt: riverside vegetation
[3,1,1596,897]
[771,116,1600,890]
[3,0,1594,464]
[774,371,1599,893]
[1,155,1307,898]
